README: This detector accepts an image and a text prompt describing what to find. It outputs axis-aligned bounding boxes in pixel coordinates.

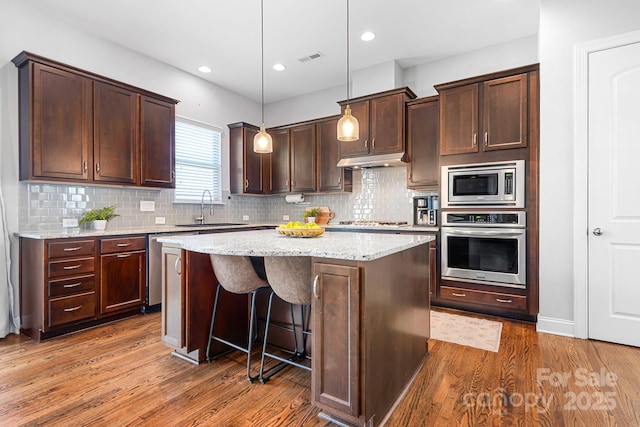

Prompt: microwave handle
[446,229,523,237]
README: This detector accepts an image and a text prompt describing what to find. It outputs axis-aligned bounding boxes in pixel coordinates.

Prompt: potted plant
[79,205,120,230]
[303,207,320,223]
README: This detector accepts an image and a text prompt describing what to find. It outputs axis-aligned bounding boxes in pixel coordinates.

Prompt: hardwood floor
[1,310,639,426]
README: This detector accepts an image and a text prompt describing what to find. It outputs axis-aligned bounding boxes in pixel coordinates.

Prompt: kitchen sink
[175,223,244,227]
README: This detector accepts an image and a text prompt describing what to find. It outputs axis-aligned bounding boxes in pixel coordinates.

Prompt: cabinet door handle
[484,132,488,146]
[371,138,375,148]
[245,179,249,190]
[451,292,466,297]
[364,139,368,148]
[64,305,82,312]
[116,243,131,247]
[63,247,82,252]
[63,265,81,270]
[313,275,320,299]
[472,133,477,147]
[338,176,341,185]
[63,282,82,288]
[83,161,88,173]
[285,180,289,187]
[174,257,182,275]
[96,163,100,174]
[495,298,513,304]
[117,254,131,258]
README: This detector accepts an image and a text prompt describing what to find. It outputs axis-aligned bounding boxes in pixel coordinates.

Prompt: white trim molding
[573,29,640,340]
[536,316,575,338]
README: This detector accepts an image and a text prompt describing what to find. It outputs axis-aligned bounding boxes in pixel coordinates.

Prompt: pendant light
[337,0,359,142]
[253,0,273,153]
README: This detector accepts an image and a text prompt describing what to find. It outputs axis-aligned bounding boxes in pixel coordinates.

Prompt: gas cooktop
[337,220,410,227]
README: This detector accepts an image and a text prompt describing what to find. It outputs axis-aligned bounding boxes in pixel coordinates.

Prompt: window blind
[174,117,222,202]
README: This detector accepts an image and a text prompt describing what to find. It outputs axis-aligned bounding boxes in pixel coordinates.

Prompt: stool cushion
[264,257,312,305]
[210,255,269,294]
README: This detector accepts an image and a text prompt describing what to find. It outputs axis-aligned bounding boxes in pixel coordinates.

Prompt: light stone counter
[157,228,434,261]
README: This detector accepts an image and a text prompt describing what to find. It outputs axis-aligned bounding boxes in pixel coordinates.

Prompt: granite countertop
[15,223,439,240]
[157,229,434,261]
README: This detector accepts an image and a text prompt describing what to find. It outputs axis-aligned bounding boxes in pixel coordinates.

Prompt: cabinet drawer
[49,292,96,327]
[101,236,146,254]
[48,239,95,259]
[48,257,95,278]
[440,286,527,311]
[48,275,95,298]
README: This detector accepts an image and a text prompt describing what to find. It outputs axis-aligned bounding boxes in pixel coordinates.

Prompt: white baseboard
[536,316,576,337]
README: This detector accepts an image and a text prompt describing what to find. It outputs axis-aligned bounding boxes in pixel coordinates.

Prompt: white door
[588,41,640,347]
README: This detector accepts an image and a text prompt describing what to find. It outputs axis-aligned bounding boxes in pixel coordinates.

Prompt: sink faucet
[194,189,213,224]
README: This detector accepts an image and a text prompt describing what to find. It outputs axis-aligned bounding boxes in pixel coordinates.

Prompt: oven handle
[444,229,524,237]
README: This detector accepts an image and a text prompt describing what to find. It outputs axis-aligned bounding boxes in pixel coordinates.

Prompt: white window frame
[173,116,224,204]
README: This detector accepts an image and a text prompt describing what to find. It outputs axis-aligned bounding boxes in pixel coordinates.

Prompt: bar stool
[259,256,312,383]
[207,254,270,383]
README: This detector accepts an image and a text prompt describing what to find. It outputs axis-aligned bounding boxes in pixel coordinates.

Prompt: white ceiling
[23,0,539,103]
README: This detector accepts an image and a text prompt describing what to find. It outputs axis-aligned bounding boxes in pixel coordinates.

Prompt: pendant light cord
[346,0,350,104]
[261,0,265,125]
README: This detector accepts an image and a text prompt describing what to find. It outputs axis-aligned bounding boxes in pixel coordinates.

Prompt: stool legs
[206,283,265,383]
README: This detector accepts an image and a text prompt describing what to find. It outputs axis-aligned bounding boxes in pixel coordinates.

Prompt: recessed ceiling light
[360,31,376,42]
[198,65,212,73]
[273,63,286,71]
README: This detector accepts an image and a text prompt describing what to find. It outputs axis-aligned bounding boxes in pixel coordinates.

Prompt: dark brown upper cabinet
[12,51,178,188]
[268,128,291,194]
[338,87,416,158]
[406,96,439,189]
[437,72,528,156]
[228,122,269,195]
[290,123,317,193]
[140,95,176,188]
[316,117,352,193]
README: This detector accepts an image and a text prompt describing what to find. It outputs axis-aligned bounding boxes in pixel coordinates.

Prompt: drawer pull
[64,305,82,312]
[313,275,320,299]
[496,298,513,304]
[63,265,81,270]
[117,254,131,258]
[63,247,82,252]
[63,282,82,288]
[116,243,131,247]
[451,292,466,297]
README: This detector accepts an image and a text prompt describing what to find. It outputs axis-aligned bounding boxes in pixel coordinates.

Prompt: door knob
[593,228,603,236]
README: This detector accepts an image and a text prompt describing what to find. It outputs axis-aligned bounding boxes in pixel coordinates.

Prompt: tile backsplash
[19,167,437,231]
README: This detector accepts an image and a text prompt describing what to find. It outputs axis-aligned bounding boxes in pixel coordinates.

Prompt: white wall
[538,0,640,334]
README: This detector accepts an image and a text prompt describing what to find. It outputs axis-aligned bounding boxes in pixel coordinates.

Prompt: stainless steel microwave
[441,160,525,208]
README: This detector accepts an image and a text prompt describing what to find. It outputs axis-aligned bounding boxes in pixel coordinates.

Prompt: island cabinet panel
[312,262,361,419]
[28,62,93,181]
[161,245,185,350]
[228,122,269,195]
[406,96,439,189]
[316,117,352,193]
[12,51,178,188]
[93,81,138,185]
[140,95,175,188]
[99,236,146,314]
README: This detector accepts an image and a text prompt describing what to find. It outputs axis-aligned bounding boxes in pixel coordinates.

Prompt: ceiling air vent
[298,52,325,63]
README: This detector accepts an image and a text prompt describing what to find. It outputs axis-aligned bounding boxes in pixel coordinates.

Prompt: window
[174,117,223,203]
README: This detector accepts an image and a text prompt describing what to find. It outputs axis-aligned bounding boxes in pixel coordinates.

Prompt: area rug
[430,310,503,353]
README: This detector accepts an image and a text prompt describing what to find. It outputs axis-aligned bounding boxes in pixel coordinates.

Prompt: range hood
[337,152,406,169]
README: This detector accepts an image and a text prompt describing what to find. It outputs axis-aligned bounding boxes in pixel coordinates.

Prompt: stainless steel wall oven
[441,211,526,288]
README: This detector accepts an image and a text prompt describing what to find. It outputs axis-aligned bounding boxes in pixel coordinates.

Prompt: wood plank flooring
[1,310,639,426]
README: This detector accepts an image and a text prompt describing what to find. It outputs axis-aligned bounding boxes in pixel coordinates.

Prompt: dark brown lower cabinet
[100,251,146,314]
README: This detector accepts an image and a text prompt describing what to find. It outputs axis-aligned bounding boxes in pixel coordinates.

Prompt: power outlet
[155,217,166,225]
[283,214,290,221]
[242,215,250,221]
[62,218,78,228]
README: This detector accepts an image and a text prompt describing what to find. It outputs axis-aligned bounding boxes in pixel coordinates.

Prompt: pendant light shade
[337,0,359,142]
[337,105,359,141]
[254,123,273,153]
[253,0,273,153]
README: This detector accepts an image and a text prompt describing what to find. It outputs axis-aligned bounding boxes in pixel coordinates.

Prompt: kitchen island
[158,229,433,427]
